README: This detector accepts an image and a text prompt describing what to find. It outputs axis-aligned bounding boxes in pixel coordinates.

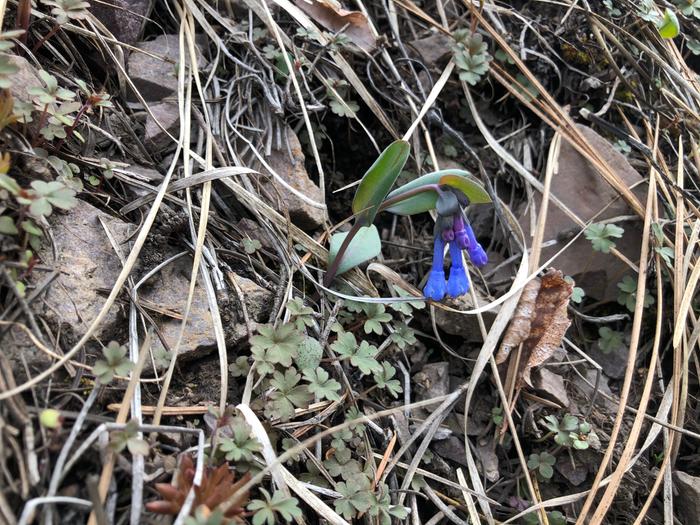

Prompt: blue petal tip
[424,269,447,301]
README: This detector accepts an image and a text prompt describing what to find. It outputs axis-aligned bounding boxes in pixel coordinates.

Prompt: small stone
[228,273,273,322]
[475,442,500,482]
[517,124,645,302]
[414,362,450,400]
[533,367,570,407]
[410,32,453,66]
[586,341,629,380]
[555,455,588,486]
[7,55,42,103]
[434,289,497,342]
[572,368,617,413]
[144,102,180,150]
[433,436,467,467]
[259,126,326,230]
[128,34,207,101]
[140,257,247,363]
[37,200,132,343]
[674,471,700,525]
[91,0,154,45]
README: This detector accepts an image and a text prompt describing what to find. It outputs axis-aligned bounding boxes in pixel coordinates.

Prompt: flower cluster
[424,190,488,301]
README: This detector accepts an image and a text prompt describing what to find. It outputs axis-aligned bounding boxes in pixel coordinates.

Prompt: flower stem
[323,220,363,286]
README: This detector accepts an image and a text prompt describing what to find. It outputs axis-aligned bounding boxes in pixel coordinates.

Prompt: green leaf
[363,303,392,335]
[598,326,624,354]
[352,140,410,225]
[328,224,381,275]
[268,368,312,421]
[657,8,680,38]
[585,223,624,253]
[0,216,17,235]
[373,362,402,398]
[242,237,261,254]
[304,367,341,401]
[219,416,261,461]
[384,170,490,215]
[248,489,301,525]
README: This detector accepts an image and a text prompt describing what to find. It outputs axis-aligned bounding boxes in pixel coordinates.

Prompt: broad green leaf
[352,140,410,224]
[657,9,680,39]
[328,224,381,275]
[383,169,490,215]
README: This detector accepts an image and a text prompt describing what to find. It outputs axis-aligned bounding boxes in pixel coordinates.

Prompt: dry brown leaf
[497,269,573,390]
[518,269,572,386]
[294,0,377,52]
[495,277,541,364]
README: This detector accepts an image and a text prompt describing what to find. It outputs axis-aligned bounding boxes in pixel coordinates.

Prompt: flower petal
[424,269,447,301]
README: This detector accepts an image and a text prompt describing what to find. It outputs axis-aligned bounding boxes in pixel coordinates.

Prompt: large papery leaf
[328,225,381,276]
[352,140,410,225]
[383,169,490,216]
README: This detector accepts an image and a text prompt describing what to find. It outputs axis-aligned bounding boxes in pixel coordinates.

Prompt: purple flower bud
[442,228,455,242]
[453,215,470,250]
[464,222,488,267]
[447,241,470,297]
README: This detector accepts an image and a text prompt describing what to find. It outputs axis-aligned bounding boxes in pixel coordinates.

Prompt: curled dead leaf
[498,269,573,388]
[294,0,377,53]
[495,277,541,364]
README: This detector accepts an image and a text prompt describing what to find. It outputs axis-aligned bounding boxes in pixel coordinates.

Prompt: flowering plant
[325,140,491,301]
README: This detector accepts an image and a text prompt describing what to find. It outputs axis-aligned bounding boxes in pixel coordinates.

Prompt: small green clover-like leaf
[373,362,402,398]
[363,303,392,335]
[617,275,655,312]
[453,33,492,86]
[242,237,261,254]
[329,96,359,118]
[331,331,358,357]
[598,326,625,354]
[332,333,382,375]
[0,216,18,235]
[564,276,585,304]
[18,180,78,218]
[613,139,632,154]
[41,0,91,24]
[28,70,76,105]
[304,367,341,401]
[93,341,132,384]
[324,448,362,479]
[491,406,504,425]
[389,285,426,314]
[331,428,353,451]
[585,223,624,253]
[527,452,556,480]
[218,416,262,462]
[110,419,147,455]
[543,414,578,447]
[334,476,373,519]
[678,0,700,18]
[370,484,410,525]
[250,323,303,371]
[655,246,674,266]
[287,298,315,331]
[267,368,312,421]
[687,36,700,55]
[389,323,417,349]
[229,355,250,377]
[247,488,301,525]
[345,406,366,434]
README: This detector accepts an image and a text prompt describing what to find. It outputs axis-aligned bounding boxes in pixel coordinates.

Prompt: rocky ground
[1,0,700,524]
